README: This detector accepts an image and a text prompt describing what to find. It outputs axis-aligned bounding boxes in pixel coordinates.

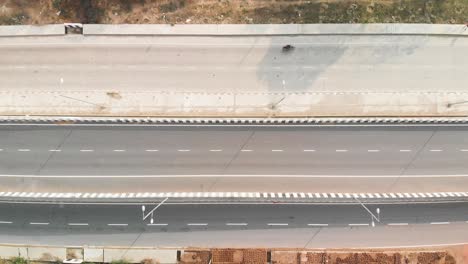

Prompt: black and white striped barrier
[0,191,467,204]
[64,23,83,34]
[1,116,468,126]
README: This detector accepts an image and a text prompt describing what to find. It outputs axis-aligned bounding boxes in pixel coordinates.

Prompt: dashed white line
[209,149,223,152]
[107,223,128,226]
[367,150,380,152]
[271,149,283,152]
[18,149,30,152]
[241,149,253,152]
[80,149,94,152]
[387,223,409,226]
[267,223,288,226]
[30,222,49,225]
[68,223,89,226]
[303,149,316,152]
[145,149,159,152]
[0,221,12,224]
[399,149,412,152]
[430,222,450,225]
[429,149,443,152]
[307,223,328,227]
[460,149,468,152]
[349,223,369,226]
[178,149,191,152]
[113,149,126,152]
[336,149,348,152]
[187,223,208,226]
[226,223,248,226]
[147,223,168,226]
[48,149,61,152]
[0,149,3,151]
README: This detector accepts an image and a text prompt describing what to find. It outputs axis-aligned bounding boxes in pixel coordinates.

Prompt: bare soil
[0,0,466,25]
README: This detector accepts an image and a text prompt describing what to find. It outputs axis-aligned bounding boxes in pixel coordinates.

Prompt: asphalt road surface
[0,125,468,176]
[1,203,468,247]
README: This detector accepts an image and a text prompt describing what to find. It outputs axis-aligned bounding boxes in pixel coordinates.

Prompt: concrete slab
[83,248,104,262]
[0,245,19,258]
[28,247,66,261]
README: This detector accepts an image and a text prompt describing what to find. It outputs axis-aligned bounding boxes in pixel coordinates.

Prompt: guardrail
[1,116,468,126]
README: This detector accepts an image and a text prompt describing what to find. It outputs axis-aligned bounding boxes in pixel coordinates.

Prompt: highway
[0,125,468,176]
[1,203,468,247]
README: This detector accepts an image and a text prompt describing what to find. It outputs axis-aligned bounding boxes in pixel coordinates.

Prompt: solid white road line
[147,223,168,226]
[226,223,248,226]
[80,149,94,152]
[107,223,128,226]
[30,222,49,225]
[68,223,89,226]
[3,174,468,178]
[267,223,288,226]
[187,223,208,226]
[349,223,369,226]
[18,149,30,152]
[430,222,450,225]
[307,223,328,227]
[387,223,409,226]
[0,221,12,224]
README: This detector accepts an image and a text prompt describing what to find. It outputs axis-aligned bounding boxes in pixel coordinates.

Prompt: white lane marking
[30,222,49,225]
[113,149,126,152]
[187,223,208,226]
[68,223,89,226]
[0,149,3,151]
[147,223,168,226]
[303,149,316,152]
[460,149,468,152]
[267,223,288,226]
[271,149,283,152]
[60,77,64,84]
[226,223,248,226]
[80,149,94,152]
[107,223,128,226]
[145,149,159,152]
[209,149,223,152]
[241,149,253,152]
[349,223,369,226]
[18,149,30,152]
[336,149,348,152]
[0,221,12,224]
[399,149,412,152]
[429,149,443,152]
[430,222,450,225]
[367,150,380,152]
[49,149,61,152]
[307,223,328,227]
[178,149,191,152]
[387,223,409,226]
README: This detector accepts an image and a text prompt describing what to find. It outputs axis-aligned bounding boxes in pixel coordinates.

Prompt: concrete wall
[0,25,64,36]
[84,24,468,36]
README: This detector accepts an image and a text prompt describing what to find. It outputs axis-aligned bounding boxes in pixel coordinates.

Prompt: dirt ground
[179,246,467,264]
[0,0,466,25]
